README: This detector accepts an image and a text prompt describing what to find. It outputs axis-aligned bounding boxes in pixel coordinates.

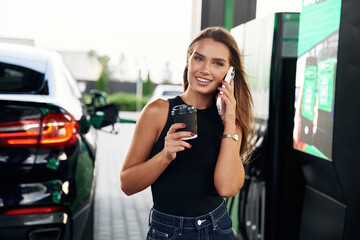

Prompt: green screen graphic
[301,65,317,121]
[317,58,335,112]
[298,0,342,56]
[293,0,342,161]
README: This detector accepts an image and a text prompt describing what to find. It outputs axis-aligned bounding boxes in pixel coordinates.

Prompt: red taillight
[40,113,78,147]
[0,112,78,148]
[4,206,62,216]
[0,119,41,146]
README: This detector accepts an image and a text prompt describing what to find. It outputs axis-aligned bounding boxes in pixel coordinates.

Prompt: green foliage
[89,50,110,67]
[143,72,155,97]
[82,93,91,105]
[89,50,110,94]
[108,92,148,111]
[95,69,109,94]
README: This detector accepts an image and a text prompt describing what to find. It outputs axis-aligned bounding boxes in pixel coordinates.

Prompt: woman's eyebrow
[194,52,205,57]
[213,57,227,63]
[194,52,227,63]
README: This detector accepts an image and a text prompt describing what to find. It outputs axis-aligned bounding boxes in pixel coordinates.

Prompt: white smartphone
[216,66,235,115]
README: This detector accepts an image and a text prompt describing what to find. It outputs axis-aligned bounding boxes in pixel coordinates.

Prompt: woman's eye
[194,56,203,61]
[214,62,224,66]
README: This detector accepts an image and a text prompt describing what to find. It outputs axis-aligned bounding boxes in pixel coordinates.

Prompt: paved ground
[119,111,142,123]
[94,121,153,240]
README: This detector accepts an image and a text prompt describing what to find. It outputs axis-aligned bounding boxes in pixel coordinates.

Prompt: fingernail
[189,144,192,148]
[191,133,195,136]
[182,123,186,127]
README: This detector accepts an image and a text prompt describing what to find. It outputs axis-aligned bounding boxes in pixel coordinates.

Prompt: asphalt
[94,122,152,240]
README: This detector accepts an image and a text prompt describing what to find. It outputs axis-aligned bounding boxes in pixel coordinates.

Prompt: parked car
[0,43,118,240]
[148,84,184,103]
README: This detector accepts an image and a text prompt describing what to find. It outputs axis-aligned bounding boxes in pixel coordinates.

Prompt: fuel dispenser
[294,0,360,239]
[228,12,303,240]
[227,0,360,239]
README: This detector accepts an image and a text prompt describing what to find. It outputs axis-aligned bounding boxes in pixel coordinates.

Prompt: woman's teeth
[197,78,211,83]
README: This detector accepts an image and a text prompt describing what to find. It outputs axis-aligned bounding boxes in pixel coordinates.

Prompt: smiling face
[186,38,231,96]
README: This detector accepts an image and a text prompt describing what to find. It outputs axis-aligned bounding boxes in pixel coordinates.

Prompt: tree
[143,72,155,97]
[95,68,109,94]
[89,50,110,94]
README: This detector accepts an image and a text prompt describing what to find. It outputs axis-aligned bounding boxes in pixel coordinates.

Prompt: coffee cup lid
[171,104,197,115]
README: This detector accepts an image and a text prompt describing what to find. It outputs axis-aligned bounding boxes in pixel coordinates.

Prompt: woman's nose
[200,62,211,75]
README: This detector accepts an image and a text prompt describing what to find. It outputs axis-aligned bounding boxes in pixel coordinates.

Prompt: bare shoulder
[144,98,168,114]
[140,99,169,122]
[136,99,169,138]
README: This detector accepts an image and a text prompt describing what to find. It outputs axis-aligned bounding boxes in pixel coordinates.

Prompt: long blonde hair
[183,27,254,163]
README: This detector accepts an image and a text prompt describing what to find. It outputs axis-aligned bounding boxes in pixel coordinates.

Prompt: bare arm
[214,125,244,198]
[120,99,193,196]
[214,78,245,197]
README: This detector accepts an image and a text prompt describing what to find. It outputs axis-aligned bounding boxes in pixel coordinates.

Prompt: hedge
[108,92,149,111]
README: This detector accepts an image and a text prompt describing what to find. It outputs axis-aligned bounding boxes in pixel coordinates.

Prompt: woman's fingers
[167,138,192,151]
[168,123,187,134]
[218,80,236,107]
[163,123,194,161]
[223,78,235,93]
[167,124,195,140]
[164,137,192,161]
[218,79,236,123]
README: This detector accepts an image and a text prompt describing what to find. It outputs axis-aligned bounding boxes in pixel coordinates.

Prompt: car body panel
[0,43,117,240]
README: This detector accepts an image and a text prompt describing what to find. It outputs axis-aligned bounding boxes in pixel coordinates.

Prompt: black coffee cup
[171,104,197,140]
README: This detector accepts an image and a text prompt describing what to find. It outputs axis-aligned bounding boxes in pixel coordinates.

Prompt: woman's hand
[217,78,236,128]
[163,123,193,162]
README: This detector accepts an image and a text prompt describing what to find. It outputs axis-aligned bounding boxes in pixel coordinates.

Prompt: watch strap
[221,134,239,141]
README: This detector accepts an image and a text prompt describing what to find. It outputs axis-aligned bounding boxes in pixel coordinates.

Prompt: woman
[120,27,254,240]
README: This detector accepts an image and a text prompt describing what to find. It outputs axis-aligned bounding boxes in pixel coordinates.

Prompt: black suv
[0,43,118,240]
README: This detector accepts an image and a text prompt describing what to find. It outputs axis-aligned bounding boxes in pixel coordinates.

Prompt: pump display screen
[293,0,342,161]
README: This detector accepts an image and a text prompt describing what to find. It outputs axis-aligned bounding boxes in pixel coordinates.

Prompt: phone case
[217,66,235,115]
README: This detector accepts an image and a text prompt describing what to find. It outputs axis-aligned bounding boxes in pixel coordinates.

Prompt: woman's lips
[196,77,212,85]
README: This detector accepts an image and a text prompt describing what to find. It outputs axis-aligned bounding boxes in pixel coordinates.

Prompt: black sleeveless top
[149,96,224,217]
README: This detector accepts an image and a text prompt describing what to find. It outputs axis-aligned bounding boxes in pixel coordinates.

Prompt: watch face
[222,134,239,141]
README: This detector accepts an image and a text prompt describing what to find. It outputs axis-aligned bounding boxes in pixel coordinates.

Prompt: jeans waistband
[149,201,227,231]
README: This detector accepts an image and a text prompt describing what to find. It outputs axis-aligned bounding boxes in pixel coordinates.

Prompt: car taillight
[0,119,41,146]
[4,206,62,215]
[0,112,78,148]
[40,113,78,147]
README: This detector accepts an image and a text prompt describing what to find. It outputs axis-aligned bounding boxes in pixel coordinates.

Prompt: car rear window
[0,62,48,94]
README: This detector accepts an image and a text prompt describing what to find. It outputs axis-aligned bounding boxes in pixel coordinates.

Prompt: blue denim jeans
[146,201,235,240]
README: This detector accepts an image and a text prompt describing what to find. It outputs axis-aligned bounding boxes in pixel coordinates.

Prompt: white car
[148,84,184,103]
